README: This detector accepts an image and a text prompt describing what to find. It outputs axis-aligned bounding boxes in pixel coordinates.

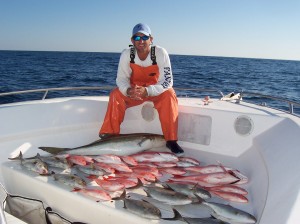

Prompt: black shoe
[99,133,114,139]
[166,141,184,155]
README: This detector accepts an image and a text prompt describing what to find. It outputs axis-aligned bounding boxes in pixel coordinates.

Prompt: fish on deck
[124,198,162,220]
[202,201,257,223]
[39,133,166,156]
[143,186,196,205]
[52,173,87,189]
[8,152,49,175]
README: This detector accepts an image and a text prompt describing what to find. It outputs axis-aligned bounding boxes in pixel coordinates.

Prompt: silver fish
[124,198,162,220]
[22,159,49,175]
[163,208,228,223]
[9,152,70,170]
[40,156,72,169]
[52,173,87,188]
[75,164,106,176]
[165,182,211,200]
[143,186,194,205]
[203,202,257,224]
[9,152,49,175]
[39,133,165,156]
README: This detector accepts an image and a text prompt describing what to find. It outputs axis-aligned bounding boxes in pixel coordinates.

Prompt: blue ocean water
[0,50,299,114]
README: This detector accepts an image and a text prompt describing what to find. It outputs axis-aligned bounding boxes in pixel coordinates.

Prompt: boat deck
[0,150,255,224]
[0,96,299,224]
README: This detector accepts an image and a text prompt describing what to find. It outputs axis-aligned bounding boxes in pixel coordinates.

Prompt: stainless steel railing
[238,91,299,115]
[0,86,115,100]
[0,86,299,116]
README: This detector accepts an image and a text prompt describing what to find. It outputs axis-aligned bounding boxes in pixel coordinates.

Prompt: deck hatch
[178,113,212,145]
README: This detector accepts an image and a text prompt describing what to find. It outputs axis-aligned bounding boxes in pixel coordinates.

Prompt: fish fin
[73,139,103,149]
[216,160,227,172]
[113,190,126,200]
[230,179,241,184]
[162,208,184,221]
[128,178,144,189]
[161,182,170,189]
[35,153,45,163]
[8,151,23,160]
[142,187,150,197]
[210,212,220,220]
[216,160,241,183]
[191,183,199,190]
[193,193,205,203]
[38,146,68,154]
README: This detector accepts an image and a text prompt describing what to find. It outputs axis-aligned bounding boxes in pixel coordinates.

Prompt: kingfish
[40,156,72,169]
[39,133,165,156]
[75,164,107,176]
[22,158,49,175]
[165,182,211,200]
[163,208,228,223]
[143,186,194,205]
[52,173,87,189]
[9,152,49,175]
[124,198,162,220]
[202,201,257,223]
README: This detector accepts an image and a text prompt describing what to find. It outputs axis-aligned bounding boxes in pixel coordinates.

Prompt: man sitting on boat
[99,23,184,155]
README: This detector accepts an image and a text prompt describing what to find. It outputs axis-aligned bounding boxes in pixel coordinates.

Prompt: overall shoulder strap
[151,46,157,65]
[129,45,135,64]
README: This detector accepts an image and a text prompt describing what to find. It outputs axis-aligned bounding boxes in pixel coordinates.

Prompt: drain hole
[234,115,253,136]
[141,103,156,122]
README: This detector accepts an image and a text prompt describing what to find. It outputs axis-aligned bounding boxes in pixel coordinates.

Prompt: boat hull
[0,96,300,223]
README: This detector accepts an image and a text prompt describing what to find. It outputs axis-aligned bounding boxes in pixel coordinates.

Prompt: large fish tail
[38,147,68,154]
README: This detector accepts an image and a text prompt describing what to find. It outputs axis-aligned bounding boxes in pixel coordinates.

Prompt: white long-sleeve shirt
[116,45,173,97]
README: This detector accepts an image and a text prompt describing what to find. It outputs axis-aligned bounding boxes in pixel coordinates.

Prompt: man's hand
[127,86,148,100]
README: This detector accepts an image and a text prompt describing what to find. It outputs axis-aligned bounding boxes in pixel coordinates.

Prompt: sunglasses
[132,35,150,41]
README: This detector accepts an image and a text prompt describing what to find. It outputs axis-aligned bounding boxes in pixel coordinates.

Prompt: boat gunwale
[0,86,299,117]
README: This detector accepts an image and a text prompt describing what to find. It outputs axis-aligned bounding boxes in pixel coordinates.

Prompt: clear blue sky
[1,0,299,60]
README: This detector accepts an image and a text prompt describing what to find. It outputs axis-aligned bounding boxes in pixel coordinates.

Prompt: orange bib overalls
[99,57,178,141]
